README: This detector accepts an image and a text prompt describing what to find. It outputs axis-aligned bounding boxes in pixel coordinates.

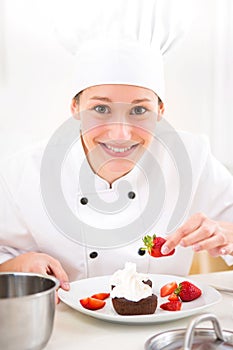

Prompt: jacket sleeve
[190,152,233,266]
[0,174,38,264]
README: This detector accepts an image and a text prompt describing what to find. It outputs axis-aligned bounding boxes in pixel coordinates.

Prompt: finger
[221,243,233,255]
[47,260,70,291]
[161,212,207,254]
[180,219,217,248]
[60,281,70,291]
[193,230,227,252]
[208,243,233,257]
[55,291,60,305]
[192,232,225,252]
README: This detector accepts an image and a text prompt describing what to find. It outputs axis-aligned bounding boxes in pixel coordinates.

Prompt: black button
[80,197,88,205]
[138,248,146,256]
[128,191,136,199]
[89,251,98,259]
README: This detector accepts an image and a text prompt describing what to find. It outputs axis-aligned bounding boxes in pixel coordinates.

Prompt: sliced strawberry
[91,293,110,300]
[160,281,178,297]
[79,297,106,310]
[142,234,175,258]
[175,281,202,302]
[160,300,182,311]
[80,297,89,308]
[168,292,180,301]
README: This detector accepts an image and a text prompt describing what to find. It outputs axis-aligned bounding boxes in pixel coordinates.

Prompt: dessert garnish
[159,280,202,311]
[79,297,106,310]
[160,300,182,311]
[174,281,202,302]
[79,292,110,310]
[142,234,175,257]
[160,282,178,297]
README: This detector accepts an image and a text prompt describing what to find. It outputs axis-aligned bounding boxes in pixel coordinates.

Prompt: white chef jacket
[0,131,233,281]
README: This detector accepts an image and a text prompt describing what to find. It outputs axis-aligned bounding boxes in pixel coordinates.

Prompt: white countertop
[45,271,233,350]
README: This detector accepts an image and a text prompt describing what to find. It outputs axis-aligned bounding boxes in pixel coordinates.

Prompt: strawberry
[142,234,175,258]
[91,293,110,300]
[79,297,106,310]
[160,300,182,311]
[168,292,180,301]
[160,281,178,297]
[175,281,202,302]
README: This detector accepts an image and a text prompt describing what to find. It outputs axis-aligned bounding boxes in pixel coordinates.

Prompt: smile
[105,145,133,153]
[100,143,139,157]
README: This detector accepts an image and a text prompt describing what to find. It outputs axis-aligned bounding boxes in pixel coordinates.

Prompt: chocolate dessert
[112,293,157,316]
[110,263,158,316]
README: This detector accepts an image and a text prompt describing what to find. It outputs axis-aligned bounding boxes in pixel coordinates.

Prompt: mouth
[100,143,139,157]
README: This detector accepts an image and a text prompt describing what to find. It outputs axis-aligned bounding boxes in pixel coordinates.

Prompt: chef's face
[71,84,164,184]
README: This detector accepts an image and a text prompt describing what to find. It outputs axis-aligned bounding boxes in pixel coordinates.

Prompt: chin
[104,159,135,177]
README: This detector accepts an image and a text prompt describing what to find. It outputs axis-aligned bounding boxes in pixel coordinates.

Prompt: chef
[0,0,233,291]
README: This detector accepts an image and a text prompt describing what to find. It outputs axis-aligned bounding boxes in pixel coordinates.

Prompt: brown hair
[73,90,162,105]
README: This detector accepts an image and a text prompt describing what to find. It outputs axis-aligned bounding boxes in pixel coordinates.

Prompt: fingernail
[193,244,201,252]
[61,282,70,290]
[161,245,169,255]
[180,240,185,247]
[220,248,227,255]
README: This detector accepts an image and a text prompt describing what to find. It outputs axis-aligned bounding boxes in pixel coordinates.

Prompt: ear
[157,102,165,121]
[70,98,80,119]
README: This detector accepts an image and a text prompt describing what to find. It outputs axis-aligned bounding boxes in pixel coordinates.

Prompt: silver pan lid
[145,313,233,350]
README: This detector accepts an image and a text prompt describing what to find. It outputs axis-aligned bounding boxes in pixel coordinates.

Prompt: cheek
[131,116,157,138]
[132,126,153,145]
[142,134,153,149]
[82,131,96,149]
[81,126,107,148]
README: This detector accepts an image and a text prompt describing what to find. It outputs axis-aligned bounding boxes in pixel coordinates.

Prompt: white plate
[58,274,221,324]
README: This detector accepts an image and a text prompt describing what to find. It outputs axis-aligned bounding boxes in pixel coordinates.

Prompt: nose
[108,121,132,141]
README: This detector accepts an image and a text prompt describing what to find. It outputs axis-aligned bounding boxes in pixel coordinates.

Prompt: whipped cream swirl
[110,262,152,302]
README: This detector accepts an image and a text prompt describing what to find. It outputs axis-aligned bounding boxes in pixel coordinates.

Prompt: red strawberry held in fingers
[160,300,182,311]
[80,297,106,310]
[175,281,202,302]
[142,234,175,258]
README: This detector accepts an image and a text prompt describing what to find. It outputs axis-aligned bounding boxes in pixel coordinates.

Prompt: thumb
[47,260,70,291]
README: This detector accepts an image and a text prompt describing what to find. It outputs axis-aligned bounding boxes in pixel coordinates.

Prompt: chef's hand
[161,212,233,257]
[0,252,70,303]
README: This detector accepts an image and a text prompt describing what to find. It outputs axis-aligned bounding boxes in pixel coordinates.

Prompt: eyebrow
[90,96,112,102]
[89,97,154,103]
[131,98,154,104]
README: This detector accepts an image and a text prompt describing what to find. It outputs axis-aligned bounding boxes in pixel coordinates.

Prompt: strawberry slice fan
[80,293,110,311]
[160,282,178,297]
[159,280,202,311]
[80,297,106,311]
[160,300,182,311]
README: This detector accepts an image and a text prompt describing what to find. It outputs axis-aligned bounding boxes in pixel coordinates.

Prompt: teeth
[105,144,133,153]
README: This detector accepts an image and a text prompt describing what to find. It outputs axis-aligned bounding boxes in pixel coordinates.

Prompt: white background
[0,0,232,171]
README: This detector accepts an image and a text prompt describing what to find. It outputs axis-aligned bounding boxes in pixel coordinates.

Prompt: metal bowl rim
[0,272,59,300]
[145,327,233,349]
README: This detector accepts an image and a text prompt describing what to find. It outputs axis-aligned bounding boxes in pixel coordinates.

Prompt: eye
[130,106,147,115]
[94,105,111,114]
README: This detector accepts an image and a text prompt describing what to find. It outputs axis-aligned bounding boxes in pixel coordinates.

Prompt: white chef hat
[54,0,195,102]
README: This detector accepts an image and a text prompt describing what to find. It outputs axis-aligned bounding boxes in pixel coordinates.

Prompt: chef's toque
[54,0,195,102]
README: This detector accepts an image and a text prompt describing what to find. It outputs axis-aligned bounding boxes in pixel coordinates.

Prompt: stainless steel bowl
[145,313,233,350]
[0,272,59,350]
